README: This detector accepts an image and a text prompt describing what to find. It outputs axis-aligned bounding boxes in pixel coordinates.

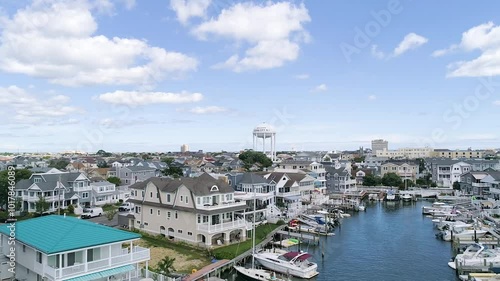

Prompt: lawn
[212,223,282,260]
[135,231,212,273]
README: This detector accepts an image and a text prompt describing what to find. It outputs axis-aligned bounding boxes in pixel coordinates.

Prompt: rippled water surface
[227,200,459,281]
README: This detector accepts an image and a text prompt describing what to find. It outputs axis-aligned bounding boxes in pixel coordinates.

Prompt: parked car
[118,202,134,212]
[80,207,103,219]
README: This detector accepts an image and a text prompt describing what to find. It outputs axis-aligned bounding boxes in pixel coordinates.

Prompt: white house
[0,215,150,281]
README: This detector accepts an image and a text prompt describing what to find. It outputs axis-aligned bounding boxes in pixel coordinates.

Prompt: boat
[438,222,489,241]
[422,202,450,215]
[234,182,289,281]
[401,193,412,202]
[358,204,366,212]
[253,250,319,279]
[448,243,500,270]
[385,189,397,201]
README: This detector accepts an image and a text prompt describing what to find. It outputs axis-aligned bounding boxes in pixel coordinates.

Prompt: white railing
[22,195,61,201]
[44,247,150,280]
[472,182,490,188]
[197,219,248,233]
[196,200,246,210]
[276,191,301,197]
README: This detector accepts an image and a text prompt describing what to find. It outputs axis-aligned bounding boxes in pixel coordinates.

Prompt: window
[157,210,160,216]
[186,197,188,204]
[135,206,141,214]
[197,215,201,223]
[34,178,41,183]
[210,185,219,192]
[197,197,201,205]
[188,232,193,236]
[150,192,153,197]
[178,230,183,234]
[36,251,42,263]
[175,212,178,219]
[167,212,171,219]
[180,196,183,202]
[23,245,26,252]
[82,192,89,198]
[167,194,171,203]
[150,208,153,215]
[156,193,159,198]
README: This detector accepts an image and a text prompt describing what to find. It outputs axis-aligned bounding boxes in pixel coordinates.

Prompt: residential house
[90,180,128,206]
[107,166,157,186]
[15,169,93,212]
[293,152,324,162]
[362,156,389,172]
[127,173,249,247]
[260,172,315,217]
[355,169,375,185]
[325,164,357,193]
[0,215,150,281]
[234,173,279,223]
[483,171,500,200]
[380,161,419,182]
[429,159,472,188]
[276,160,327,191]
[460,171,491,195]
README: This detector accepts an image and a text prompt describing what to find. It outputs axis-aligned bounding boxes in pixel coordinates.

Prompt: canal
[228,200,458,281]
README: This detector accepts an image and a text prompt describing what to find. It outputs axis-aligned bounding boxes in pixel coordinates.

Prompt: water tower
[253,123,276,161]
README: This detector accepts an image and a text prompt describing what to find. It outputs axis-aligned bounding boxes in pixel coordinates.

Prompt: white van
[81,207,103,219]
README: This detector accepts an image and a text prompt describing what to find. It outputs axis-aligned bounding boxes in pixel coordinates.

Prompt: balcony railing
[22,195,61,201]
[42,246,149,280]
[196,200,246,210]
[197,219,249,234]
[472,182,490,188]
[276,191,301,197]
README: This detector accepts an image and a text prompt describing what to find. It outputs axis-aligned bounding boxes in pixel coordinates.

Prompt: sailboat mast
[252,178,256,269]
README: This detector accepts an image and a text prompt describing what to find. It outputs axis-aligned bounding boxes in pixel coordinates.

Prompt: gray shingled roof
[129,173,233,196]
[239,173,268,184]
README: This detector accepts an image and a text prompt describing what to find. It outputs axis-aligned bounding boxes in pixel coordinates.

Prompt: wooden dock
[183,259,232,281]
[276,230,320,245]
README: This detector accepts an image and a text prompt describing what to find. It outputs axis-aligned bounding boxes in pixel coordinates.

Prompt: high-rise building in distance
[371,139,388,154]
[181,144,189,153]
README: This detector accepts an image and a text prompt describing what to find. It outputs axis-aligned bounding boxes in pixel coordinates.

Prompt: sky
[1,0,500,153]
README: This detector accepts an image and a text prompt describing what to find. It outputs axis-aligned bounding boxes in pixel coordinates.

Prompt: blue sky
[1,0,500,153]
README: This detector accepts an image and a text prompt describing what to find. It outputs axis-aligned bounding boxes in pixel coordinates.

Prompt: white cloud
[294,74,309,80]
[431,44,459,57]
[371,33,427,59]
[121,0,136,10]
[170,0,211,25]
[368,95,377,101]
[192,2,310,72]
[96,91,204,106]
[371,45,385,59]
[311,84,327,92]
[439,22,500,77]
[0,86,83,124]
[188,106,227,114]
[493,100,500,106]
[393,33,428,57]
[93,0,115,15]
[0,0,198,86]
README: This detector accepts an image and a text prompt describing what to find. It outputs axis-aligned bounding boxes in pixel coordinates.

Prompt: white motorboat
[234,266,290,281]
[401,193,412,201]
[438,222,488,241]
[448,243,500,270]
[385,189,397,201]
[253,250,319,279]
[422,202,450,215]
[358,204,366,212]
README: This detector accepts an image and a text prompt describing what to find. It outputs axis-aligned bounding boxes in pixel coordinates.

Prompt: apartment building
[0,215,150,281]
[376,147,433,159]
[371,139,388,154]
[127,173,249,247]
[432,149,484,159]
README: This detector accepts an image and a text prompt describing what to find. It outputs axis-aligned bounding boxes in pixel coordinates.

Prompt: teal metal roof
[63,264,135,281]
[0,215,140,254]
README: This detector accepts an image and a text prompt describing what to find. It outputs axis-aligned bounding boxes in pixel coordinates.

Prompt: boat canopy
[283,252,312,261]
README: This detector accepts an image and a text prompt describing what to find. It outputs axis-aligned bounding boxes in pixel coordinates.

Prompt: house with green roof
[0,215,150,281]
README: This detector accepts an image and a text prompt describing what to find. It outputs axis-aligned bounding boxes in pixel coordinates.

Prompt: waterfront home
[127,173,249,247]
[15,169,93,213]
[460,170,500,197]
[276,160,327,191]
[380,160,419,182]
[259,172,314,218]
[325,164,357,194]
[0,215,150,281]
[429,159,472,188]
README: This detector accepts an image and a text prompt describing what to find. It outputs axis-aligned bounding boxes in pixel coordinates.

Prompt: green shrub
[67,204,75,214]
[276,220,286,225]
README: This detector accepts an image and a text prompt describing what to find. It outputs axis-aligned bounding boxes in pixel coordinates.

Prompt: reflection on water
[224,200,458,281]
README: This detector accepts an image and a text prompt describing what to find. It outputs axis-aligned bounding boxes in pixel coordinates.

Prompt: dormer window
[34,178,41,183]
[210,185,219,192]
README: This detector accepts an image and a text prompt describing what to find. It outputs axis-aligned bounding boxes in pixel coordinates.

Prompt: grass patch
[137,231,210,261]
[212,223,281,260]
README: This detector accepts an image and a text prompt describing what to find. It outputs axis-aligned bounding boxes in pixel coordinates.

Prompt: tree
[96,149,112,157]
[238,150,272,171]
[155,256,176,276]
[415,158,426,173]
[430,182,438,187]
[97,162,110,168]
[161,157,175,165]
[48,159,70,170]
[35,196,50,215]
[105,209,117,221]
[107,176,121,186]
[362,174,381,186]
[162,166,183,178]
[381,173,403,187]
[453,181,461,190]
[400,179,415,190]
[0,169,32,208]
